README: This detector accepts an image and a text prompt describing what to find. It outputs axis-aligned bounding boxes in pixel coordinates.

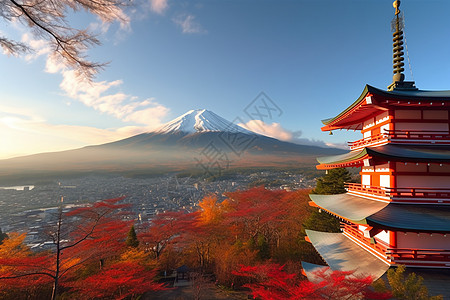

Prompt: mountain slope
[0,109,345,182]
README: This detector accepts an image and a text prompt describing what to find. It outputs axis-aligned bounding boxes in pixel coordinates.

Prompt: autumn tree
[66,246,165,299]
[213,242,258,286]
[139,211,195,260]
[190,272,213,300]
[1,0,129,80]
[225,187,288,255]
[233,263,392,300]
[187,195,232,271]
[0,233,53,299]
[67,261,165,299]
[0,196,131,300]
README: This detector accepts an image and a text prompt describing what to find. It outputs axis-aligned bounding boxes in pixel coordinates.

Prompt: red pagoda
[303,0,450,290]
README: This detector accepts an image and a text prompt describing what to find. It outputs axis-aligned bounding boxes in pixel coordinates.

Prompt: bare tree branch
[0,271,56,280]
[1,0,130,81]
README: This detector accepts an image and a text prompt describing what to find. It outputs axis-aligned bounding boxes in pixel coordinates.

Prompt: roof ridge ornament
[387,0,417,91]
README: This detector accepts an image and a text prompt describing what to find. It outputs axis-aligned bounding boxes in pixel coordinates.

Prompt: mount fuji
[155,109,253,135]
[0,109,344,182]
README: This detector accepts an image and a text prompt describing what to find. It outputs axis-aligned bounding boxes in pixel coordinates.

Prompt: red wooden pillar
[389,230,397,248]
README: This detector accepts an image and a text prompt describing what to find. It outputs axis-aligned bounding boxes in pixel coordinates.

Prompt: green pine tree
[256,234,270,260]
[386,265,443,300]
[0,228,7,244]
[312,168,352,195]
[125,225,139,248]
[303,168,352,233]
[302,209,341,233]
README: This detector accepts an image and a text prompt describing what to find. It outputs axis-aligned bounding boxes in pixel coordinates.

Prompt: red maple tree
[139,210,196,260]
[0,197,134,299]
[66,261,165,299]
[233,263,392,300]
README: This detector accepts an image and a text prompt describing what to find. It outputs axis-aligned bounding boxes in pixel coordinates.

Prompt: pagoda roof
[368,204,450,233]
[317,144,450,169]
[305,230,389,279]
[301,261,330,284]
[309,193,389,223]
[310,193,450,233]
[321,85,450,131]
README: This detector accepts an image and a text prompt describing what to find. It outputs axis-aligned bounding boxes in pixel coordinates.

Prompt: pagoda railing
[345,182,388,197]
[386,129,450,141]
[345,183,450,202]
[341,223,388,254]
[348,133,388,150]
[344,224,450,266]
[348,130,450,150]
[387,187,450,199]
[386,248,450,263]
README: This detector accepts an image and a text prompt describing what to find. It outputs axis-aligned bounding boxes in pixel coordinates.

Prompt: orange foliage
[0,233,30,258]
[198,195,221,224]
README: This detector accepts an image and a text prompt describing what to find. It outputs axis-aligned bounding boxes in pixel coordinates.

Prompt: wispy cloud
[39,41,170,129]
[239,120,343,149]
[240,120,293,141]
[173,14,206,34]
[0,106,159,159]
[149,0,169,14]
[57,68,169,127]
[21,33,50,61]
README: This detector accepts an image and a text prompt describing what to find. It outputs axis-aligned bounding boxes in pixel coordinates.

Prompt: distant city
[0,171,316,247]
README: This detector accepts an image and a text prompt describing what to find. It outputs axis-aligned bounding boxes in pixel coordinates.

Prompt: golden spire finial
[388,0,417,91]
[391,0,404,86]
[393,0,401,15]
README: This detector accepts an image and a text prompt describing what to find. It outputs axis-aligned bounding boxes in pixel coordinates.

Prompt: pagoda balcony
[348,133,389,150]
[343,224,450,267]
[348,130,450,150]
[386,248,450,267]
[345,183,450,204]
[341,223,389,259]
[345,182,388,197]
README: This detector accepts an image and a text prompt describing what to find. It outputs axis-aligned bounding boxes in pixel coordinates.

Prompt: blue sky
[1,0,450,159]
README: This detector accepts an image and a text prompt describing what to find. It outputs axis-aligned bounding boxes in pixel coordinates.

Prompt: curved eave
[317,145,450,170]
[305,230,390,279]
[321,86,380,131]
[367,144,450,163]
[367,204,450,233]
[368,85,450,101]
[309,193,389,224]
[317,148,369,170]
[321,85,450,131]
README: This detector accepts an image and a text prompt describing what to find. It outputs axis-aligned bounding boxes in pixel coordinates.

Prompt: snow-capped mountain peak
[155,109,254,135]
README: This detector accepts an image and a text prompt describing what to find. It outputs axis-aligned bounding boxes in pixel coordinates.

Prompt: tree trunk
[51,200,63,300]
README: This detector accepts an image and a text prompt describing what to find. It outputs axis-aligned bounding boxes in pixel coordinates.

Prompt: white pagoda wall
[362,111,390,138]
[394,109,449,132]
[374,230,390,245]
[397,232,449,250]
[396,175,450,189]
[395,123,448,132]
